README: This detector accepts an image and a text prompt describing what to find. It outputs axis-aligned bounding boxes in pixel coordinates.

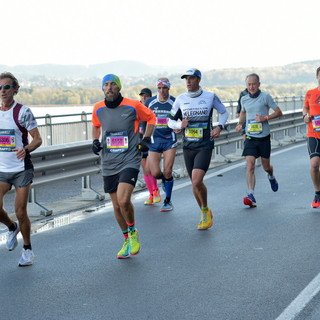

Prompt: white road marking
[275,272,320,319]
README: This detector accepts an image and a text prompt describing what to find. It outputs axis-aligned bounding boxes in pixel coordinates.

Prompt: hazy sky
[3,0,319,71]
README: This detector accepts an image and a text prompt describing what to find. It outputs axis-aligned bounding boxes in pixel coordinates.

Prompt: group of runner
[1,66,320,265]
[90,68,287,259]
[90,68,231,259]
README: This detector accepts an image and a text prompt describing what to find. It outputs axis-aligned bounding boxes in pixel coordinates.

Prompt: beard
[105,91,119,102]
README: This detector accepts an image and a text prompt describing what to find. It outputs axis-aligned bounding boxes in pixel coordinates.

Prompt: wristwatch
[218,124,223,130]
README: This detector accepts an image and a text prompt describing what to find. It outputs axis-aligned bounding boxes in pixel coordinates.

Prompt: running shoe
[6,221,20,251]
[160,200,173,212]
[243,194,257,207]
[153,189,161,203]
[197,209,213,230]
[117,239,131,259]
[144,195,153,205]
[312,194,320,208]
[18,249,35,267]
[268,176,279,192]
[128,230,140,255]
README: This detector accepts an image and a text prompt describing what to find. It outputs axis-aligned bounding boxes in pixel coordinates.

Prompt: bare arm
[235,110,246,132]
[92,125,101,140]
[303,105,311,123]
[255,107,283,122]
[143,124,155,139]
[15,127,42,160]
[25,127,42,152]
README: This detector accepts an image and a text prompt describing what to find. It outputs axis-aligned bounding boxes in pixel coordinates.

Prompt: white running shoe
[6,221,20,251]
[18,249,35,267]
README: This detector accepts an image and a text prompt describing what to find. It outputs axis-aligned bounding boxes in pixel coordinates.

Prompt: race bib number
[312,115,320,132]
[185,123,206,142]
[247,120,262,135]
[0,129,16,151]
[156,117,168,128]
[105,131,129,153]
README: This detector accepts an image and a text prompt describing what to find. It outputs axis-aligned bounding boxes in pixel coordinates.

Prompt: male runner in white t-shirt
[0,72,42,266]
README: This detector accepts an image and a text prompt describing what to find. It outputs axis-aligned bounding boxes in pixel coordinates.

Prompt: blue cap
[102,74,122,91]
[181,68,201,79]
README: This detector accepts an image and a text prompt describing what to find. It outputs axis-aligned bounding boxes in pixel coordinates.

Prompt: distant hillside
[0,61,189,79]
[1,59,319,88]
[200,60,320,86]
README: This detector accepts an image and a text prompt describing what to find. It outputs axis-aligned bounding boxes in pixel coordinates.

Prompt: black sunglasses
[0,84,14,90]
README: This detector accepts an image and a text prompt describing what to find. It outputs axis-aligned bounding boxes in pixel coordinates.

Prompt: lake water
[30,105,93,117]
[29,105,93,124]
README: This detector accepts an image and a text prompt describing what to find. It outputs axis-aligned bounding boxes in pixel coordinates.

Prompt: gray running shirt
[92,98,156,176]
[241,91,278,138]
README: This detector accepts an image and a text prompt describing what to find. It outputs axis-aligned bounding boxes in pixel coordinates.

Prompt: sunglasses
[0,84,14,90]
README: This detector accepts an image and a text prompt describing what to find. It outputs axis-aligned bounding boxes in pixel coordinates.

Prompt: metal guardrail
[27,141,105,216]
[212,110,306,162]
[25,109,306,217]
[35,96,304,146]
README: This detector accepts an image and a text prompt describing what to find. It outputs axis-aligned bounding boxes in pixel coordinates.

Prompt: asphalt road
[1,141,320,320]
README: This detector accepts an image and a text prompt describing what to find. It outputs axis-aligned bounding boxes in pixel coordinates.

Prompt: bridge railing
[35,96,304,146]
[24,108,306,217]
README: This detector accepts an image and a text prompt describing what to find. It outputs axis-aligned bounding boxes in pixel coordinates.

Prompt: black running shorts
[103,168,139,193]
[307,137,320,159]
[183,149,213,178]
[242,135,271,159]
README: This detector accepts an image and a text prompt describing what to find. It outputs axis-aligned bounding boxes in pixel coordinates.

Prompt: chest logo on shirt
[121,112,131,118]
[183,108,208,117]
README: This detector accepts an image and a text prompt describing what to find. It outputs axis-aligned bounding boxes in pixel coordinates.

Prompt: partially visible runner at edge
[91,74,156,259]
[144,78,176,212]
[303,66,320,208]
[168,68,228,230]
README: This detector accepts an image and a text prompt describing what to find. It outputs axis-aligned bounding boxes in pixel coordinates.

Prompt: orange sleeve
[91,100,105,127]
[121,98,156,133]
[134,100,156,125]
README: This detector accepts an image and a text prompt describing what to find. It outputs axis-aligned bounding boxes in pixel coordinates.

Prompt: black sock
[8,222,17,232]
[23,244,32,250]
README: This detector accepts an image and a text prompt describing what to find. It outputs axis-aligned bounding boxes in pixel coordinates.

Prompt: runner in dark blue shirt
[145,78,176,212]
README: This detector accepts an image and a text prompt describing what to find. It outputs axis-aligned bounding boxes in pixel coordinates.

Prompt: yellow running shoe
[128,230,140,255]
[117,239,130,259]
[144,194,153,205]
[153,189,161,203]
[197,209,213,230]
